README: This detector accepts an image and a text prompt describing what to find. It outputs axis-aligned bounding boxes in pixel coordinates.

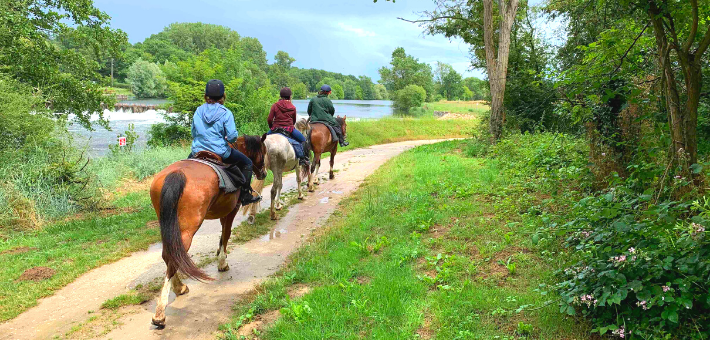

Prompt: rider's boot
[338,135,349,147]
[239,168,261,206]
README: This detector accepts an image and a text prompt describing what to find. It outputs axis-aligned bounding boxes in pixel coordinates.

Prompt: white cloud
[337,22,377,37]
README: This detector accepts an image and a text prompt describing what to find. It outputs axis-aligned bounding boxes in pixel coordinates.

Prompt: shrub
[393,85,426,113]
[148,123,191,147]
[539,176,710,338]
[128,59,167,98]
[290,82,308,99]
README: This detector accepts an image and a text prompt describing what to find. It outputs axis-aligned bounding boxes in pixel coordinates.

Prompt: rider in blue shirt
[191,79,261,205]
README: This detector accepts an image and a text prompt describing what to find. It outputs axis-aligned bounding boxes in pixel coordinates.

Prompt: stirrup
[339,140,349,147]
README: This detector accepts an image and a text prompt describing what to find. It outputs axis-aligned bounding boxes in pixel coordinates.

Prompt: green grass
[344,116,479,149]
[101,292,150,310]
[100,86,133,97]
[220,136,591,339]
[421,100,490,116]
[0,205,160,322]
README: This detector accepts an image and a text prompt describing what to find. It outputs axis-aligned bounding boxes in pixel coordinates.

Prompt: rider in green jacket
[307,84,349,147]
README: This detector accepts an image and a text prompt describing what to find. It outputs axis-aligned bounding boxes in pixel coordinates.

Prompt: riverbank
[0,115,479,323]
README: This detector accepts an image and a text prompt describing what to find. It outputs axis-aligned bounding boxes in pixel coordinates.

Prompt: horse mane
[241,135,263,155]
[335,117,345,126]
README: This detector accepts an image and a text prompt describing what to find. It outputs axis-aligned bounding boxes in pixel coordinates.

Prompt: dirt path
[0,139,450,340]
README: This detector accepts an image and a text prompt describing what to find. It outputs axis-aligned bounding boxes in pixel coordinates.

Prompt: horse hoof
[176,285,189,295]
[218,265,230,272]
[152,317,166,328]
[247,216,255,225]
[298,196,304,200]
[308,187,315,192]
[276,206,283,211]
[271,213,278,220]
[329,174,335,180]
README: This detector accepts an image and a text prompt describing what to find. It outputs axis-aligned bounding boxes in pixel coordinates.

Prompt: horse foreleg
[329,147,337,180]
[152,265,177,328]
[217,208,237,272]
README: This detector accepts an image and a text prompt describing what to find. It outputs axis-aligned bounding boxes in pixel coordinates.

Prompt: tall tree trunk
[648,1,707,172]
[483,0,519,143]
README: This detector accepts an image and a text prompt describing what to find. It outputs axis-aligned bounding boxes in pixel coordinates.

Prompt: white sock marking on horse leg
[153,275,173,324]
[218,244,228,271]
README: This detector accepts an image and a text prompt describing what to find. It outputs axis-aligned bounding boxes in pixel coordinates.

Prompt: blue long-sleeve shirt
[191,103,238,158]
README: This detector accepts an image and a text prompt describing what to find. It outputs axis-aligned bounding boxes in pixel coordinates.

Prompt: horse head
[336,115,347,139]
[233,136,268,180]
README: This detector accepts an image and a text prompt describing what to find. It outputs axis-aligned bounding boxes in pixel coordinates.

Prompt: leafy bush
[290,82,308,99]
[538,175,710,338]
[393,85,427,113]
[147,123,190,147]
[128,58,167,98]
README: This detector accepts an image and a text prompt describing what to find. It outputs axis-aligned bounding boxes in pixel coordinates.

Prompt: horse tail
[159,171,212,282]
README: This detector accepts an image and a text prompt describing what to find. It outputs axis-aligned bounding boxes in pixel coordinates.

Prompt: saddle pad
[310,122,337,142]
[184,158,244,193]
[276,132,305,159]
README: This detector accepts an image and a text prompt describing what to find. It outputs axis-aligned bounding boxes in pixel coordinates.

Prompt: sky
[94,0,486,81]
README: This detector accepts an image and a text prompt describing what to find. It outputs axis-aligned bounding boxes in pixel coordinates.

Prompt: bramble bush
[537,173,710,338]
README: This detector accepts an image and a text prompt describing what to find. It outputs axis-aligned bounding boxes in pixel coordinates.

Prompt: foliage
[127,59,167,98]
[393,85,427,113]
[137,22,241,58]
[464,77,489,100]
[374,84,389,100]
[435,62,464,100]
[331,84,345,100]
[274,51,296,69]
[539,179,710,338]
[290,82,308,100]
[378,47,435,101]
[0,0,127,128]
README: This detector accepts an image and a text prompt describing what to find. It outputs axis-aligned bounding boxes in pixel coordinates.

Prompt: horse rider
[267,87,310,166]
[307,84,349,147]
[190,79,261,205]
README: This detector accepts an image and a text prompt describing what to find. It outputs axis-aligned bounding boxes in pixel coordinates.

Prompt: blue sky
[95,0,485,81]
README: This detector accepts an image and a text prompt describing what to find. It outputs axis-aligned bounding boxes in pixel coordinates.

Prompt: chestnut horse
[295,116,347,191]
[148,135,267,328]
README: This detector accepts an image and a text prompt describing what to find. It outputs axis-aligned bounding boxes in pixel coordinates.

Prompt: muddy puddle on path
[0,139,452,340]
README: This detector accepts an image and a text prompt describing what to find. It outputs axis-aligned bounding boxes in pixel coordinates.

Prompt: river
[68,99,393,156]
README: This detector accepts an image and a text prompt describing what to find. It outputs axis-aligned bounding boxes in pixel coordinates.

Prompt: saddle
[187,151,245,193]
[309,122,338,142]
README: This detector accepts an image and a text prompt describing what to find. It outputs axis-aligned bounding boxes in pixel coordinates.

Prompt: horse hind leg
[217,207,238,272]
[152,265,176,328]
[309,153,321,192]
[270,171,283,220]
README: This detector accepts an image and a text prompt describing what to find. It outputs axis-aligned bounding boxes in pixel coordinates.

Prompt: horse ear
[343,115,347,120]
[261,133,267,143]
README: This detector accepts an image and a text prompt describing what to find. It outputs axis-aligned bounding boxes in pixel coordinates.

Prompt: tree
[462,86,473,101]
[464,77,488,100]
[378,47,435,100]
[393,85,427,113]
[331,83,345,100]
[374,84,389,100]
[343,79,359,99]
[0,0,127,128]
[274,51,296,69]
[410,0,521,141]
[128,59,167,98]
[291,82,308,99]
[358,76,375,100]
[435,62,464,100]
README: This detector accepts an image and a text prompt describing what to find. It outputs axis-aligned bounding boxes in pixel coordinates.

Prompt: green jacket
[307,94,338,127]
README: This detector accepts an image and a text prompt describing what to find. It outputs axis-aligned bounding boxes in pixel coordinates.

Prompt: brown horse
[296,116,347,191]
[148,135,267,328]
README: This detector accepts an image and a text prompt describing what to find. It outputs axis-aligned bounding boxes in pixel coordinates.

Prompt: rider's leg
[332,125,349,147]
[290,129,310,166]
[223,149,261,205]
